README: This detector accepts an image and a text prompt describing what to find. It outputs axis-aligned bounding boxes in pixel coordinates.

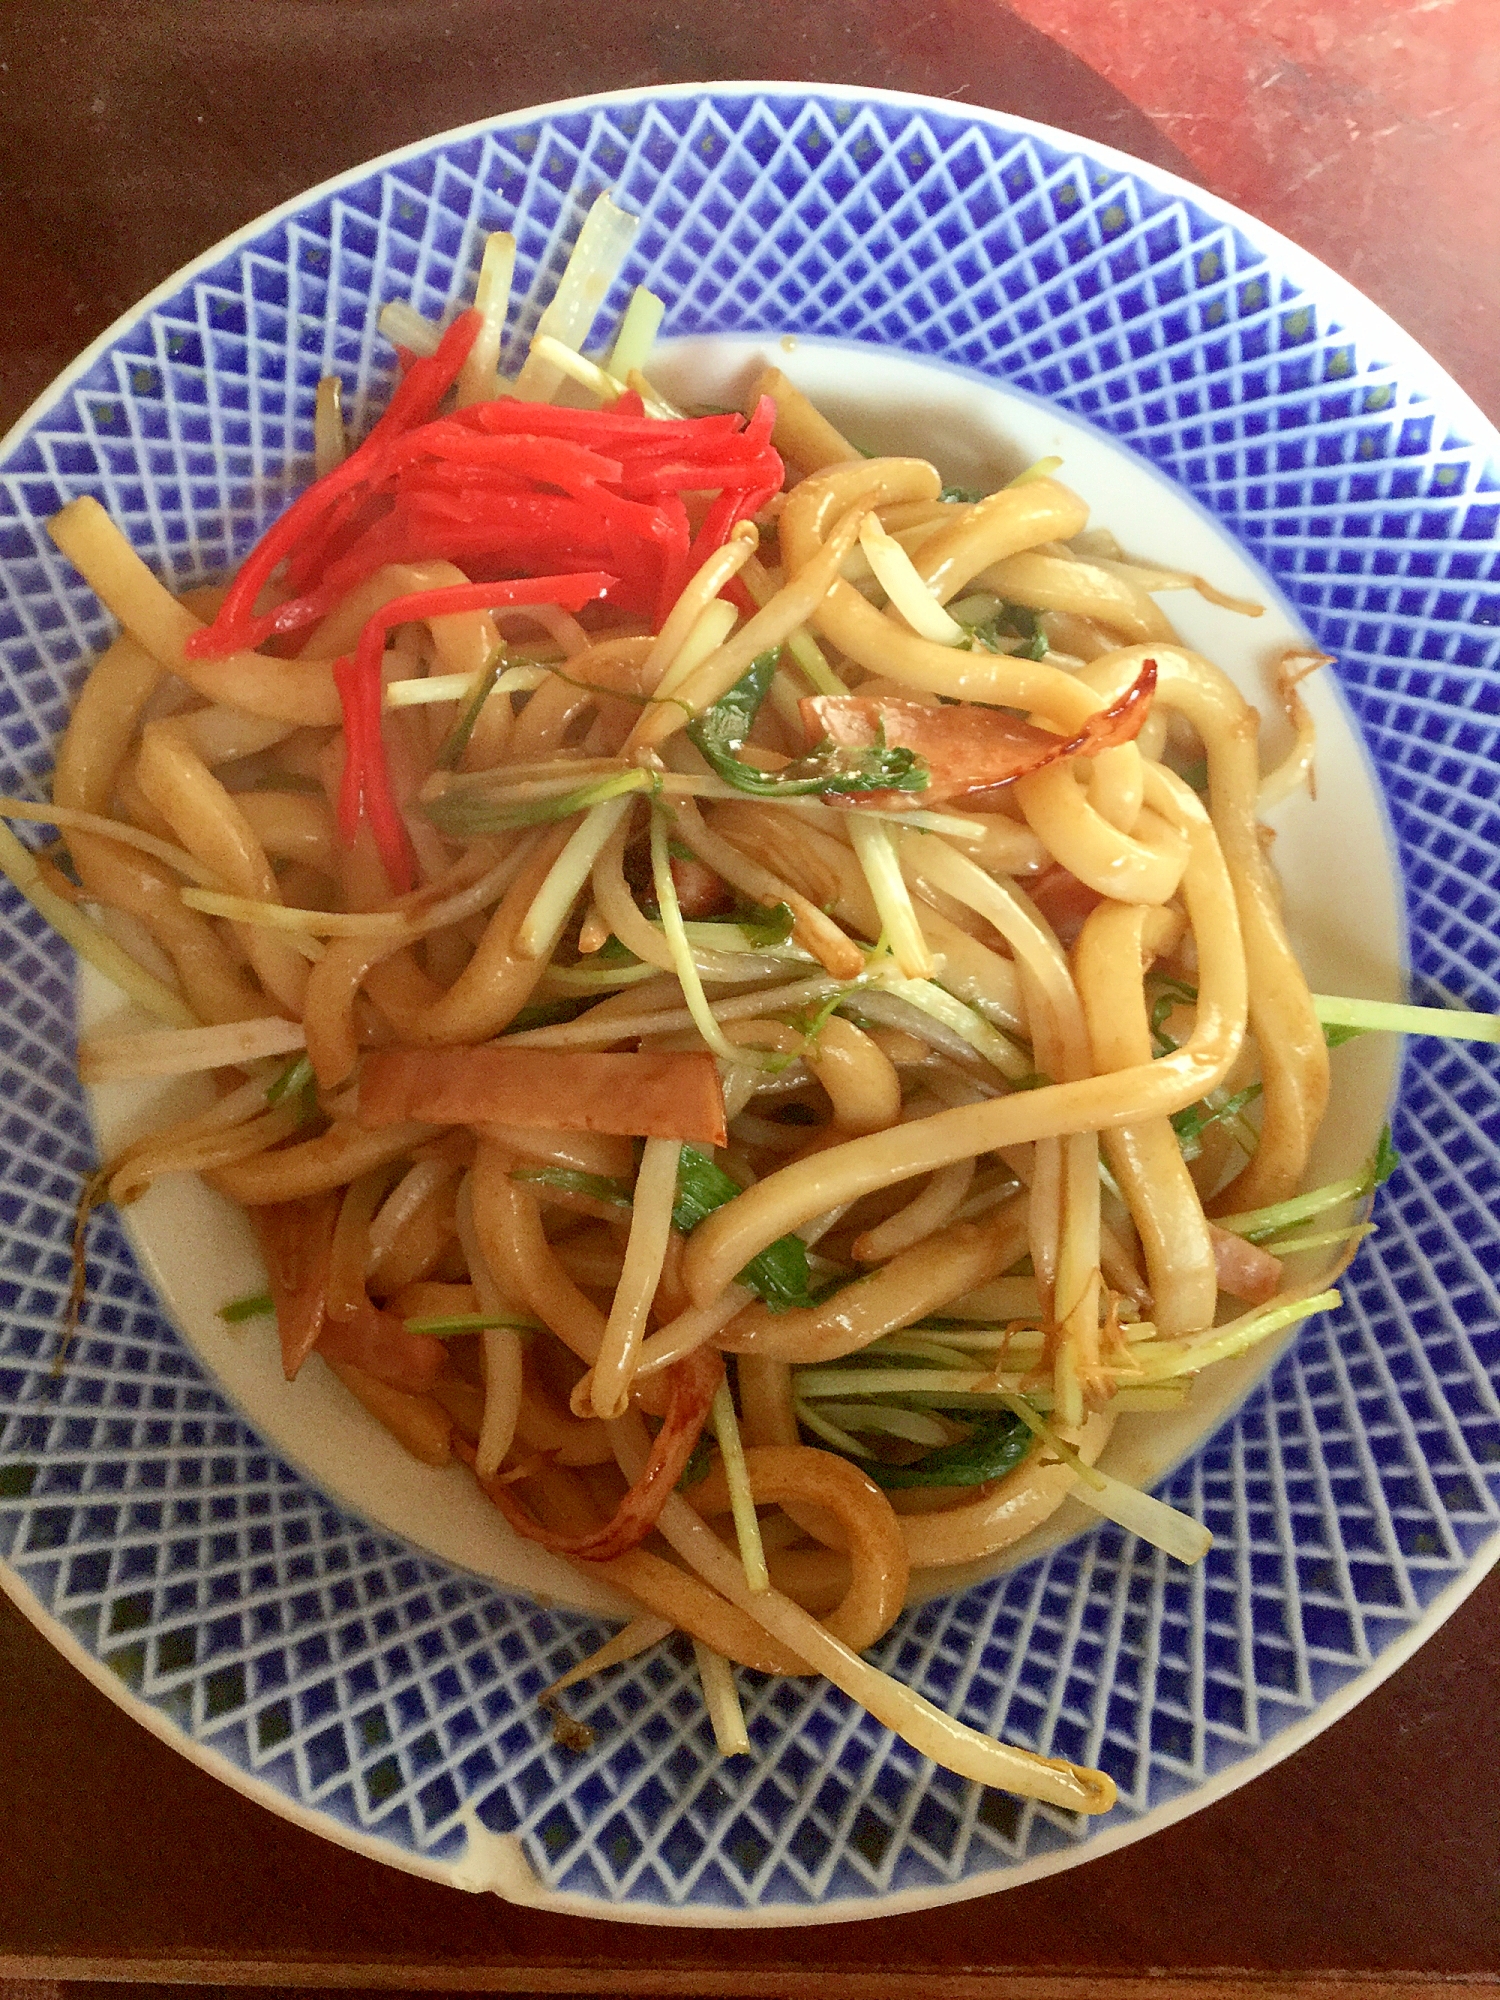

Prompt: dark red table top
[2,3,1498,1992]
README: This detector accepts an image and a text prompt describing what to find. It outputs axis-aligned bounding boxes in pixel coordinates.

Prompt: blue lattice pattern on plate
[2,87,1499,1918]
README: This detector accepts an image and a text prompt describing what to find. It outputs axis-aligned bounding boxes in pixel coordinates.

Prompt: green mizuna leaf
[734,899,796,949]
[1214,1125,1400,1245]
[423,766,650,836]
[955,601,1048,661]
[404,1312,540,1336]
[676,1433,719,1490]
[434,651,503,770]
[511,1166,634,1209]
[264,1054,314,1108]
[218,1291,274,1324]
[688,648,929,800]
[1146,976,1198,1056]
[1323,1021,1366,1048]
[672,1145,813,1311]
[859,1410,1035,1489]
[1171,1080,1263,1161]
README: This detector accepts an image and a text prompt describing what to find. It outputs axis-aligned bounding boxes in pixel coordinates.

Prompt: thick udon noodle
[38,352,1337,1816]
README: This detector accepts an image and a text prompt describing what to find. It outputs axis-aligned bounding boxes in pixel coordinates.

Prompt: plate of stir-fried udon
[2,86,1498,1921]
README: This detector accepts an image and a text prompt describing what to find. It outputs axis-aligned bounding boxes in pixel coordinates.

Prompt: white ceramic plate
[2,85,1497,1923]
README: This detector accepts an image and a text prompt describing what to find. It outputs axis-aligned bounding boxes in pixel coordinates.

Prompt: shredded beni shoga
[0,190,1455,1798]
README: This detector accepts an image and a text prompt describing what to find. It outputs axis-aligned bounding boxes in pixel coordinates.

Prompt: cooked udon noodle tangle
[29,238,1352,1814]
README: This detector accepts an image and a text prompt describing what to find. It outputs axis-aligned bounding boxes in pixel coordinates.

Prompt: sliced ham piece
[251,1188,450,1391]
[358,1046,727,1146]
[1209,1225,1284,1305]
[801,660,1157,809]
[252,1192,341,1381]
[1029,863,1105,949]
[315,1300,449,1394]
[669,854,734,917]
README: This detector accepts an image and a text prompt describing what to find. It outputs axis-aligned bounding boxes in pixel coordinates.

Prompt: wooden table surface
[2,2,1498,1992]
